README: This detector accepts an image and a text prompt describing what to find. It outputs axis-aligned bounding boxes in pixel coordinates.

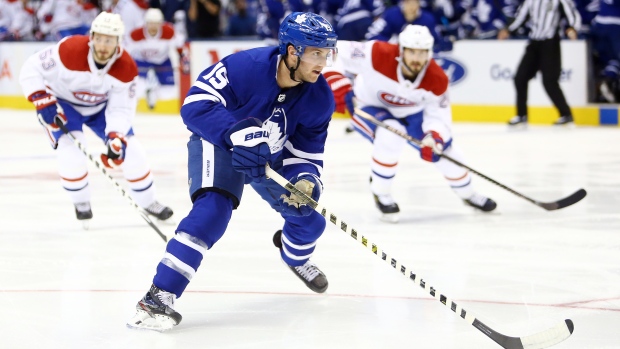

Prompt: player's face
[296,47,336,83]
[146,22,161,36]
[401,48,429,77]
[91,33,119,64]
[401,0,420,16]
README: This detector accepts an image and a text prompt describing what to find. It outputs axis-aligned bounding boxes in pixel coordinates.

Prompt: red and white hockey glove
[324,71,354,115]
[101,132,128,169]
[420,131,444,163]
[28,91,67,132]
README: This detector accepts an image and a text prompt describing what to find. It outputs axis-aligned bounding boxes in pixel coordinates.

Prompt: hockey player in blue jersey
[127,12,338,331]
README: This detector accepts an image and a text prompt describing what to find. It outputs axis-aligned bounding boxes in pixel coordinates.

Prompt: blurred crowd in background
[0,0,618,103]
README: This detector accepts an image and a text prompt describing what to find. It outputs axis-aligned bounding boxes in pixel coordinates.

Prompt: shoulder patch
[371,41,399,82]
[161,24,175,40]
[418,60,448,96]
[58,35,91,72]
[108,51,138,83]
[130,28,145,41]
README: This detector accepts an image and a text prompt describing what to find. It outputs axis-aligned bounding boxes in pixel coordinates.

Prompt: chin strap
[283,53,302,82]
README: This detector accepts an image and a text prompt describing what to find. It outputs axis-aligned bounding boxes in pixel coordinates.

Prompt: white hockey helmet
[145,8,164,23]
[91,12,125,38]
[398,24,434,59]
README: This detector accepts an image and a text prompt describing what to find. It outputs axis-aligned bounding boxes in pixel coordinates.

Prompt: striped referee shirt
[508,0,582,40]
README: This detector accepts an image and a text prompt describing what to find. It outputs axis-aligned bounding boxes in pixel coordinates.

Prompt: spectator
[37,0,91,40]
[591,0,620,103]
[462,0,507,39]
[335,0,385,41]
[0,0,35,41]
[188,0,221,38]
[226,0,257,36]
[256,0,290,44]
[366,0,452,52]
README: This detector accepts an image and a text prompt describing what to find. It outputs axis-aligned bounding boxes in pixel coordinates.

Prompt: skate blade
[81,220,91,230]
[126,310,177,332]
[157,218,176,226]
[507,123,527,131]
[380,213,399,223]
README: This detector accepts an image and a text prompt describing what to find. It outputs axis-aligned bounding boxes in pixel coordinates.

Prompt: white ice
[0,108,618,349]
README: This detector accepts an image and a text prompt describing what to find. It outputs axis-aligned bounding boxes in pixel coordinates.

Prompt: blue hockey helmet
[278,12,337,56]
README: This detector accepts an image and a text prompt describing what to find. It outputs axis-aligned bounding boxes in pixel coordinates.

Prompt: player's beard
[402,59,426,80]
[93,47,116,64]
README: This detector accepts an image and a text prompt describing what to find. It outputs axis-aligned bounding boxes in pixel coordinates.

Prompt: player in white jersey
[36,0,91,40]
[110,0,149,41]
[19,12,174,225]
[325,25,497,222]
[125,8,188,109]
[0,0,34,41]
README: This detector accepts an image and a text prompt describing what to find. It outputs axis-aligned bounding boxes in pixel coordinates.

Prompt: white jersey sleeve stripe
[284,141,324,160]
[193,81,227,107]
[283,158,323,175]
[183,93,220,106]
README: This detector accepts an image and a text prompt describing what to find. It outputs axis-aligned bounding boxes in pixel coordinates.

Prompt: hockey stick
[57,123,168,242]
[265,165,574,349]
[354,108,586,211]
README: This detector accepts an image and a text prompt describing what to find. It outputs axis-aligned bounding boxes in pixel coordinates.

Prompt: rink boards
[0,39,617,125]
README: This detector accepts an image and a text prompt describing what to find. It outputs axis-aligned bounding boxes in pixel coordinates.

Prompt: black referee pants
[514,36,572,117]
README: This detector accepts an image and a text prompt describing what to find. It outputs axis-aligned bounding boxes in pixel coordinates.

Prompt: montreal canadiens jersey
[126,23,183,64]
[331,40,452,140]
[181,46,335,178]
[19,35,139,135]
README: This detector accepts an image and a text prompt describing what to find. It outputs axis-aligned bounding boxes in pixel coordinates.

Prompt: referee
[498,0,582,126]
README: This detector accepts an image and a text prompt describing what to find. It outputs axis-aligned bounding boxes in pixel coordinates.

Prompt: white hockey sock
[121,137,156,207]
[370,120,406,195]
[57,133,91,204]
[435,145,475,199]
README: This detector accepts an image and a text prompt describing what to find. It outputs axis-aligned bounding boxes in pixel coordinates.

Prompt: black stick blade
[538,189,587,211]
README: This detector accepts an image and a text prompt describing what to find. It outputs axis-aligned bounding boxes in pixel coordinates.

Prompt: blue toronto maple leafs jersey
[180,46,335,178]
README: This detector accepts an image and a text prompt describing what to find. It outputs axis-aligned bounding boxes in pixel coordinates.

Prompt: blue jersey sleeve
[281,83,335,180]
[180,51,263,149]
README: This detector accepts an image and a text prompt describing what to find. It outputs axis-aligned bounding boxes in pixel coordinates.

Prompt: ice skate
[146,88,156,110]
[127,284,182,332]
[553,116,575,127]
[373,194,400,223]
[507,115,527,128]
[273,230,329,293]
[464,194,497,212]
[145,201,174,222]
[74,202,93,230]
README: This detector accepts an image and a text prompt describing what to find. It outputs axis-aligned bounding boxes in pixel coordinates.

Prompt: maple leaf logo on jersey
[73,91,107,104]
[263,107,288,153]
[378,92,416,107]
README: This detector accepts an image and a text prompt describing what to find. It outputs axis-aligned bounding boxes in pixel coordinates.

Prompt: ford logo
[435,56,467,85]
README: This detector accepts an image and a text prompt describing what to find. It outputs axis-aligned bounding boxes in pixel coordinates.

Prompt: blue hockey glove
[225,118,271,181]
[28,90,67,131]
[100,132,128,169]
[278,173,323,217]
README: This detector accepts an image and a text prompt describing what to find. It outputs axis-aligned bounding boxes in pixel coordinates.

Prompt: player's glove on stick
[420,131,444,162]
[324,71,354,115]
[225,118,271,182]
[28,91,67,131]
[101,132,128,168]
[278,173,323,217]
